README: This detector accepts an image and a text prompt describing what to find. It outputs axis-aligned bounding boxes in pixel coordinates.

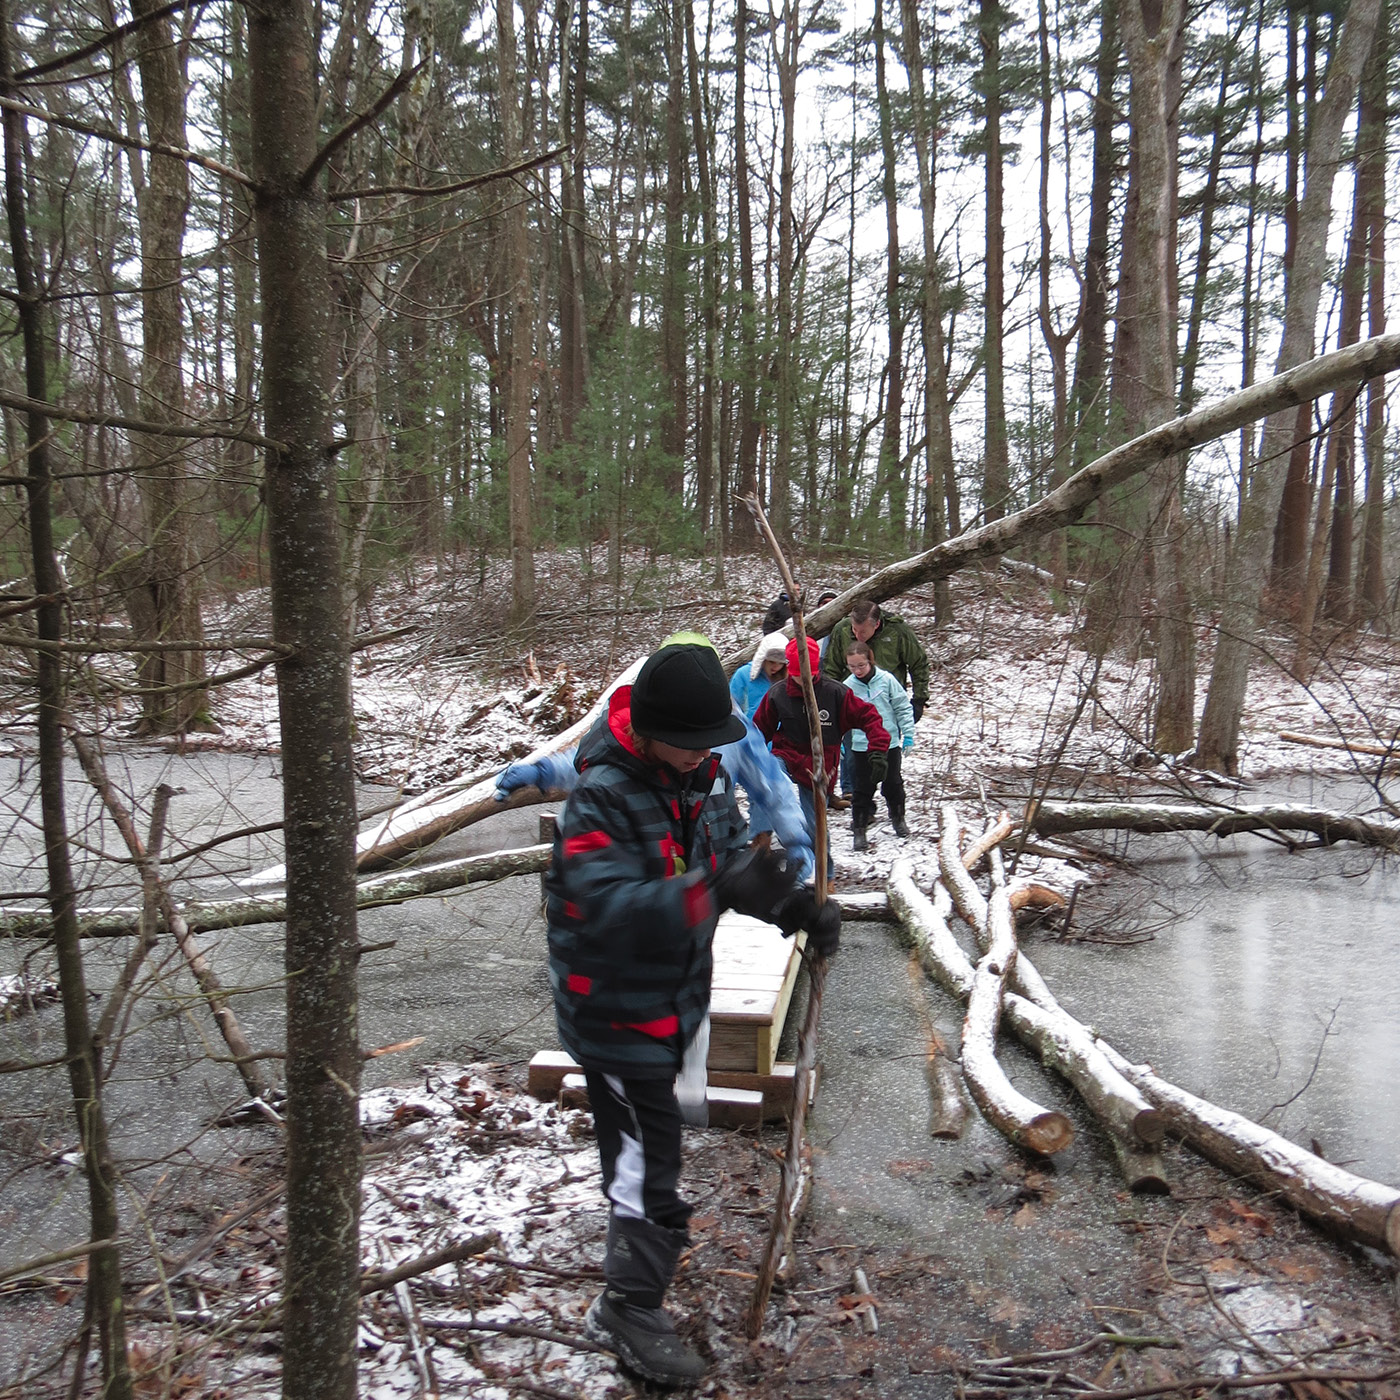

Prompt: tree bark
[1024,799,1400,852]
[873,0,903,538]
[498,0,536,623]
[732,0,759,544]
[0,11,133,1392]
[1356,2,1388,620]
[247,0,364,1393]
[979,0,1008,526]
[128,0,209,733]
[1197,0,1381,775]
[899,0,953,613]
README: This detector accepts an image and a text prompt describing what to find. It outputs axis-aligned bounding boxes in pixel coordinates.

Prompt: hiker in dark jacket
[545,639,839,1386]
[754,636,890,875]
[820,597,931,720]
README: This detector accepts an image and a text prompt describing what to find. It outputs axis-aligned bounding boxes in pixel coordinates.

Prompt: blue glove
[903,735,914,750]
[494,751,578,801]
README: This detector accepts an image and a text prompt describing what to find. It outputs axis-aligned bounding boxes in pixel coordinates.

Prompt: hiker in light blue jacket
[843,639,915,849]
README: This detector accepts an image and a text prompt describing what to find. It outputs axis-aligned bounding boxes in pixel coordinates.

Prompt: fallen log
[241,659,643,885]
[905,951,968,1140]
[940,812,1163,1152]
[1023,799,1400,852]
[888,863,1166,1191]
[1278,730,1399,761]
[1096,1040,1400,1257]
[0,844,554,940]
[949,811,1073,1157]
[721,333,1400,674]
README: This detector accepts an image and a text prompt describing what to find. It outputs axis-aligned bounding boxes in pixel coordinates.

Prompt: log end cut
[1387,1203,1400,1259]
[1132,1106,1167,1148]
[1023,1111,1075,1156]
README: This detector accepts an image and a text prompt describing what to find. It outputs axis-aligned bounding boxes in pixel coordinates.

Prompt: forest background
[3,0,1400,1393]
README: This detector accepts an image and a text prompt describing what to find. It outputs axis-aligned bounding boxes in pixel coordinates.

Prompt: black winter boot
[586,1293,707,1386]
[891,815,910,838]
[589,1215,706,1386]
[852,826,869,852]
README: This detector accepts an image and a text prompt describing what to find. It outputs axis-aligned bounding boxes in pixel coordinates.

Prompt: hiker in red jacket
[753,636,889,876]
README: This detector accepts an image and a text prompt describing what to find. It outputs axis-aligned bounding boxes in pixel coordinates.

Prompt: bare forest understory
[2,553,1400,1399]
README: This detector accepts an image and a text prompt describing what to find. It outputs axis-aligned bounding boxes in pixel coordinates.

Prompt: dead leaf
[990,1297,1025,1325]
[1204,1223,1243,1246]
[1275,1259,1321,1283]
[1012,1202,1038,1228]
[1226,1198,1273,1232]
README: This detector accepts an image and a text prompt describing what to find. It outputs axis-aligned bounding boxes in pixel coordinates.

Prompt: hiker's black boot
[852,826,869,852]
[891,815,909,838]
[585,1293,706,1386]
[591,1214,705,1386]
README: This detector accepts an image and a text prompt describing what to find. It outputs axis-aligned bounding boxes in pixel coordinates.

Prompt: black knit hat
[631,644,747,749]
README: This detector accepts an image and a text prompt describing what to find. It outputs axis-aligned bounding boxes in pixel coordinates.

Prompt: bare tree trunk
[1119,0,1193,754]
[979,0,1008,526]
[499,0,536,623]
[733,0,759,545]
[129,0,209,733]
[558,0,588,445]
[660,0,687,498]
[899,0,952,619]
[1356,3,1388,621]
[248,0,363,1394]
[1197,0,1380,775]
[0,12,133,1393]
[1069,0,1116,471]
[769,0,800,541]
[1037,0,1081,587]
[873,0,903,537]
[686,0,719,532]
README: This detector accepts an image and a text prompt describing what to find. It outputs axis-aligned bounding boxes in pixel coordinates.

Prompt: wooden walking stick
[740,495,830,1338]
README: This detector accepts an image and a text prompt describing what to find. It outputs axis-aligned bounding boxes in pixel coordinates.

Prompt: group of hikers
[492,595,930,1386]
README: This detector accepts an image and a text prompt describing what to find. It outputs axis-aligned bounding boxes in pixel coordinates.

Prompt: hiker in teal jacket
[842,639,915,847]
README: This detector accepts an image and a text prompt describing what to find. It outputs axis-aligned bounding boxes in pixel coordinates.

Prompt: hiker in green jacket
[822,599,930,802]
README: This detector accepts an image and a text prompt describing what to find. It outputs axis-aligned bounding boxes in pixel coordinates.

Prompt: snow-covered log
[940,817,1163,1151]
[889,864,1165,1188]
[1278,730,1398,761]
[0,844,554,939]
[958,843,1074,1157]
[1023,799,1400,852]
[1096,1041,1400,1256]
[242,659,644,886]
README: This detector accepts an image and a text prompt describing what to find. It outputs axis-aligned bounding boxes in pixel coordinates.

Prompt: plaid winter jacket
[544,687,749,1077]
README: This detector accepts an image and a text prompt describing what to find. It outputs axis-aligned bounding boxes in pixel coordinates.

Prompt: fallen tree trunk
[721,332,1400,673]
[0,844,554,940]
[940,813,1163,1151]
[1096,1040,1400,1256]
[905,951,968,1140]
[1278,730,1399,761]
[889,863,1166,1190]
[1023,800,1400,851]
[242,659,643,885]
[945,812,1073,1157]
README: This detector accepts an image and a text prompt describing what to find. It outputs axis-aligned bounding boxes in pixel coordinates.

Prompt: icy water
[1,749,1398,1341]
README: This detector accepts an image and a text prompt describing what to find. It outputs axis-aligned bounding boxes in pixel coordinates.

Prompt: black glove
[911,698,925,723]
[773,889,841,957]
[713,846,798,922]
[868,750,889,786]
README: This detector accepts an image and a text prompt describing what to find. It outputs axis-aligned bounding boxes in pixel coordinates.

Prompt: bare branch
[0,94,256,188]
[302,59,427,188]
[329,144,567,202]
[0,385,283,450]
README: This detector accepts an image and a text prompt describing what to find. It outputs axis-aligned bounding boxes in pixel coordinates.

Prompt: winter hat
[750,631,791,679]
[631,643,747,749]
[785,635,821,677]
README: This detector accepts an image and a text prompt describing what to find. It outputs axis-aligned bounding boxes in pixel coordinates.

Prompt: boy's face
[650,739,711,774]
[847,651,872,680]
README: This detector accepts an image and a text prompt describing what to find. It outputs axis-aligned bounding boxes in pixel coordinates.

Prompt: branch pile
[888,807,1400,1251]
